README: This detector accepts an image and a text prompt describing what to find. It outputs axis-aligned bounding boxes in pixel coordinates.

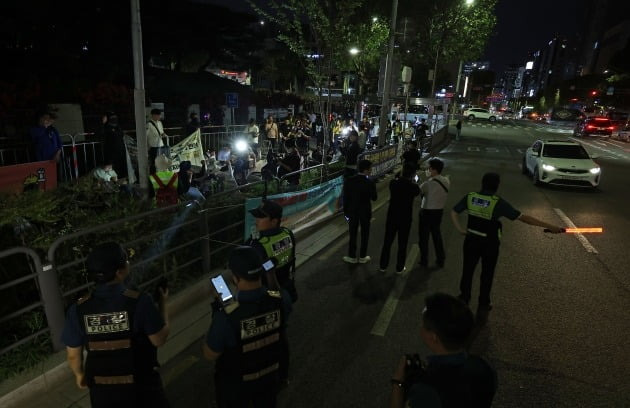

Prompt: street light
[372,17,378,22]
[349,47,360,55]
[466,0,474,5]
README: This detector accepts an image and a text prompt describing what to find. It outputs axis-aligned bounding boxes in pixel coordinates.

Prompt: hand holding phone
[210,275,233,303]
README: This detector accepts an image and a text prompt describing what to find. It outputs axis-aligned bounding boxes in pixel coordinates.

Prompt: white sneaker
[358,256,371,264]
[343,256,358,264]
[395,267,407,275]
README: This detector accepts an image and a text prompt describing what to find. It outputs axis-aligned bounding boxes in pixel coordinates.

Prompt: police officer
[61,242,170,408]
[203,246,292,408]
[451,172,564,323]
[246,199,297,303]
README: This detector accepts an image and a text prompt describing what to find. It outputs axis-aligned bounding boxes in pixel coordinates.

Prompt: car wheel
[489,116,496,122]
[468,115,475,120]
[521,157,528,175]
[532,167,541,186]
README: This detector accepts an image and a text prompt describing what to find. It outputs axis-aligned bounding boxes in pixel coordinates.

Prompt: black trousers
[459,235,500,306]
[418,209,445,265]
[379,218,412,271]
[348,213,371,258]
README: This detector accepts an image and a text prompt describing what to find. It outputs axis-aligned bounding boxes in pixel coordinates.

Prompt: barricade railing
[276,163,345,193]
[0,247,65,357]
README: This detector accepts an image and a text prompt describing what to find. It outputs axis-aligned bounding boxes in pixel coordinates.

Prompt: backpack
[151,173,178,207]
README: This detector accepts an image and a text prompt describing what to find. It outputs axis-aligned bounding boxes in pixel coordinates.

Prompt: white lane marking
[468,146,480,152]
[553,208,598,254]
[370,246,419,336]
[516,148,525,154]
[570,137,630,160]
[485,147,499,152]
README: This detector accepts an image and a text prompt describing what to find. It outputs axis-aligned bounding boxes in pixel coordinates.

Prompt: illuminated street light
[372,17,378,22]
[465,0,474,5]
[260,20,265,25]
[349,47,360,55]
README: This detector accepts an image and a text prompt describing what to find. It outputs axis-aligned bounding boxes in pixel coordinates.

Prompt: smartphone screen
[210,275,233,303]
[262,259,274,271]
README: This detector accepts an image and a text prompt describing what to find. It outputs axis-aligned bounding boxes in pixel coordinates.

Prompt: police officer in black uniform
[451,172,564,323]
[61,242,170,408]
[203,246,292,408]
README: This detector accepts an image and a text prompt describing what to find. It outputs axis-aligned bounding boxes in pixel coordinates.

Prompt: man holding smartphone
[203,246,292,408]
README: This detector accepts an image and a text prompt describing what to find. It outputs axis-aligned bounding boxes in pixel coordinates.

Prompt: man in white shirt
[146,108,168,173]
[418,158,450,268]
[245,118,260,159]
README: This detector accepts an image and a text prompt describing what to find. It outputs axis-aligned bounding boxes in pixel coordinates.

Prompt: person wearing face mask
[418,159,450,268]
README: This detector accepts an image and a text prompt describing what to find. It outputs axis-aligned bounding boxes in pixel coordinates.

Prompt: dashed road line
[553,208,598,254]
[370,246,419,336]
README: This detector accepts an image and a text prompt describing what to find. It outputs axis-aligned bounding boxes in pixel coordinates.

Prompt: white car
[463,108,498,122]
[522,140,601,187]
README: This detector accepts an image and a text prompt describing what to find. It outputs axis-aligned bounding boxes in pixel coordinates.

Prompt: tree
[407,0,497,94]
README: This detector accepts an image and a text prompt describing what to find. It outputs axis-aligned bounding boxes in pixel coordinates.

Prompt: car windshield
[542,144,590,159]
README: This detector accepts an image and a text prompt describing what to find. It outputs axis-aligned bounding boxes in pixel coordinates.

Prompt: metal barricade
[0,247,65,355]
[276,162,345,193]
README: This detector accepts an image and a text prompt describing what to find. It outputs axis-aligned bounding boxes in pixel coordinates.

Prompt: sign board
[225,93,239,108]
[0,160,57,194]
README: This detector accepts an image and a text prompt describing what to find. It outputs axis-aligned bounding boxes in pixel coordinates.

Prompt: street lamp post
[130,0,148,195]
[378,0,399,147]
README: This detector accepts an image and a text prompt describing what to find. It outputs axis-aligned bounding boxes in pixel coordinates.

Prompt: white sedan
[463,108,498,122]
[522,140,601,188]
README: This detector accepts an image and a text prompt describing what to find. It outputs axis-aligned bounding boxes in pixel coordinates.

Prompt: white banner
[168,129,204,172]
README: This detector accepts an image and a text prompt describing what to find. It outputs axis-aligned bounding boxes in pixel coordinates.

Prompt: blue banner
[244,176,344,240]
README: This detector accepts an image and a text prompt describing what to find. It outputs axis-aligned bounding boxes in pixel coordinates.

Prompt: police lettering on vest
[77,290,158,387]
[465,192,502,240]
[217,292,284,384]
[258,228,293,269]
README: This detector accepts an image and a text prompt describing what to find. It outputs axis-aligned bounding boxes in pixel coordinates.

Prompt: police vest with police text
[217,291,284,384]
[258,228,294,279]
[76,289,158,387]
[465,192,502,240]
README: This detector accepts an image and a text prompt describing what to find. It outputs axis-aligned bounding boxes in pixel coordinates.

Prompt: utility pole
[378,0,399,147]
[131,0,148,195]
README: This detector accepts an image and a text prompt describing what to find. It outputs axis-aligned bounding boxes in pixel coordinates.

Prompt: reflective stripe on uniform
[242,363,279,382]
[93,375,134,385]
[242,333,280,353]
[467,229,487,237]
[88,339,131,351]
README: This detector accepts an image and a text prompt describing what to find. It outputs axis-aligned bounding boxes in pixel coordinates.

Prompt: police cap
[229,246,264,281]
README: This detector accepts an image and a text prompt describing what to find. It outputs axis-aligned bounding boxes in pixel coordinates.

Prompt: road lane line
[553,208,598,254]
[370,246,419,336]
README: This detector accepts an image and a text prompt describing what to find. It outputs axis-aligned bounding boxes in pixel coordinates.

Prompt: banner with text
[0,160,57,194]
[168,129,205,171]
[244,175,343,240]
[358,144,399,177]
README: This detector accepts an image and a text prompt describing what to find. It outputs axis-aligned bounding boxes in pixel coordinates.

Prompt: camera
[403,353,426,386]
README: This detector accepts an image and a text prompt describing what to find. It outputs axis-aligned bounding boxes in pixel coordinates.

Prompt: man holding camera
[203,246,292,408]
[389,293,497,408]
[62,242,171,408]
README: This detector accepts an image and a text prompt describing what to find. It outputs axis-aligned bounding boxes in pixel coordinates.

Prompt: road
[162,120,630,407]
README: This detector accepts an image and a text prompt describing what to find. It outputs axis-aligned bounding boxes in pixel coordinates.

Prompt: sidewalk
[2,146,438,408]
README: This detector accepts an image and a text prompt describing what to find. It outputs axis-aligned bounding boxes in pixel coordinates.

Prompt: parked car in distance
[573,117,613,138]
[522,139,601,188]
[463,108,498,122]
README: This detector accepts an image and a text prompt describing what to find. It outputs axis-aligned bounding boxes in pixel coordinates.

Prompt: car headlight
[589,167,601,174]
[542,164,556,171]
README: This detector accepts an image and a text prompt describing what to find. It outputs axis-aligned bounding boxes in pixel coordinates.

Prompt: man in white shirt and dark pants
[146,108,168,173]
[418,158,450,268]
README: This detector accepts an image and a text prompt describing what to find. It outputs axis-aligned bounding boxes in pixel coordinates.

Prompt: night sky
[203,0,590,75]
[483,0,589,73]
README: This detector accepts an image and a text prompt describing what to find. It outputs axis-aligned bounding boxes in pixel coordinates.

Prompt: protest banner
[244,176,343,240]
[0,160,57,194]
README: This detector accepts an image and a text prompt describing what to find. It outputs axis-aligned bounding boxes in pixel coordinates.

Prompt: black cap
[249,199,283,220]
[86,242,128,283]
[228,246,264,280]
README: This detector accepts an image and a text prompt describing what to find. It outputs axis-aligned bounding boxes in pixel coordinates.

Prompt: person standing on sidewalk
[203,246,292,408]
[418,158,450,268]
[147,108,168,174]
[379,163,420,274]
[62,242,171,408]
[451,172,564,323]
[340,130,363,178]
[264,116,279,152]
[455,119,462,141]
[343,159,377,264]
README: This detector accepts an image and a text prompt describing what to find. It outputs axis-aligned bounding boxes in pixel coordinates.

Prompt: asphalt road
[162,120,630,407]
